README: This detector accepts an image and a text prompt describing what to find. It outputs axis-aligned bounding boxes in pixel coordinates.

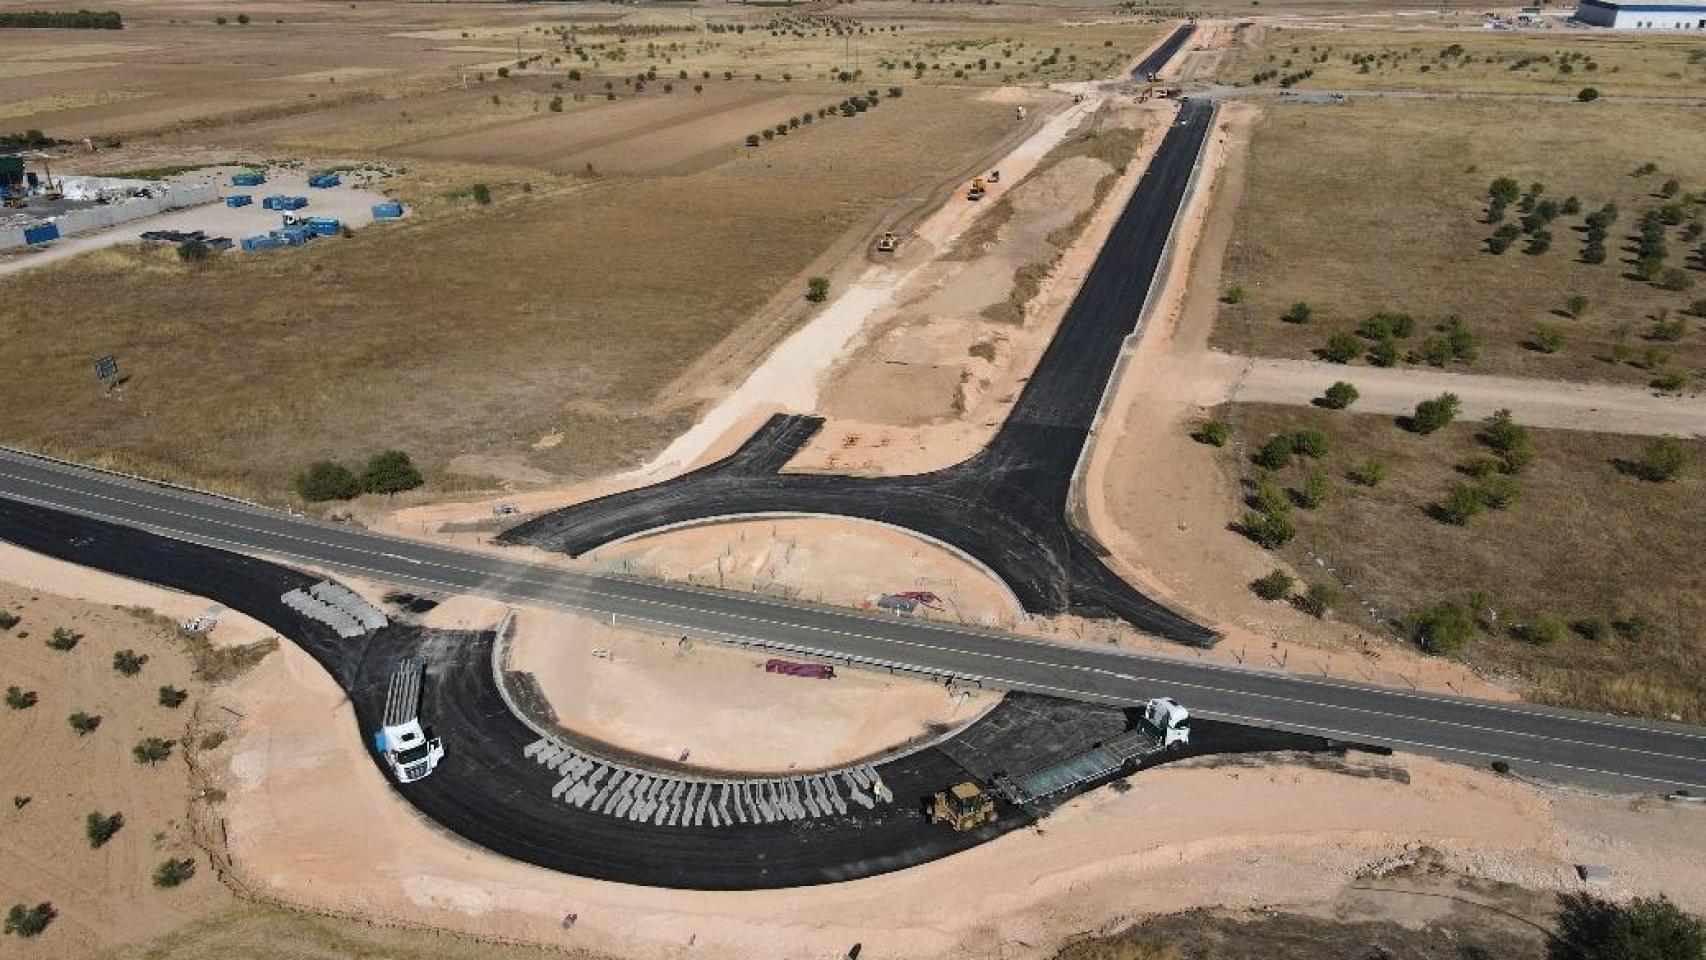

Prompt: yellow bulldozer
[929,780,996,832]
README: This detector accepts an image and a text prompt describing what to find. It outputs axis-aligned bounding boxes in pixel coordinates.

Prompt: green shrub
[153,857,197,888]
[469,183,492,205]
[1405,602,1475,655]
[1650,371,1687,393]
[1476,475,1520,509]
[361,451,423,495]
[1564,294,1589,318]
[1409,392,1461,434]
[294,461,359,501]
[1532,325,1564,353]
[1222,285,1246,304]
[69,712,101,735]
[4,686,37,710]
[1191,420,1230,447]
[1321,381,1359,410]
[86,811,124,848]
[158,685,188,709]
[1239,511,1296,549]
[1460,455,1501,479]
[1572,618,1610,641]
[1289,430,1328,458]
[1296,469,1331,509]
[45,626,79,651]
[1321,333,1360,364]
[133,737,173,766]
[1434,484,1484,525]
[1576,86,1599,102]
[3,902,55,938]
[805,276,831,302]
[1295,582,1338,618]
[1516,615,1564,645]
[1630,437,1689,482]
[113,649,148,676]
[1368,337,1399,367]
[1554,893,1705,960]
[1251,569,1294,601]
[0,611,16,630]
[1349,459,1386,487]
[1282,302,1312,324]
[1254,435,1293,470]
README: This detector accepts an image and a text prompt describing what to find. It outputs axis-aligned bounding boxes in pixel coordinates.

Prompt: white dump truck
[374,656,444,783]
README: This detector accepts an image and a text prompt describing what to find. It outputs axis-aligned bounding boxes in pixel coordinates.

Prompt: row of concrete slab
[280,580,388,638]
[522,737,894,828]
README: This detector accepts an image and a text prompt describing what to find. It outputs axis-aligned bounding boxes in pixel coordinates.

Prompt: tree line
[0,10,122,29]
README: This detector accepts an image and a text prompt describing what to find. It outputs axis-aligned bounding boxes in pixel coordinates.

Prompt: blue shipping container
[306,218,341,236]
[23,223,60,245]
[261,195,285,210]
[371,201,404,219]
[231,172,265,187]
[280,196,308,211]
[241,235,275,252]
[225,194,253,208]
[307,173,341,188]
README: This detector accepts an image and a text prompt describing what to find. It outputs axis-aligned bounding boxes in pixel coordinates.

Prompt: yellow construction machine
[929,780,996,831]
[876,231,898,253]
[966,177,986,201]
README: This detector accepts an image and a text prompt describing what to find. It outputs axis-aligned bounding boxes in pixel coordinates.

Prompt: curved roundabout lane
[0,496,1342,889]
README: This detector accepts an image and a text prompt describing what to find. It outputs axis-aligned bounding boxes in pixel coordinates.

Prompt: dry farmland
[1215,98,1706,387]
[1223,403,1706,723]
[1220,23,1706,97]
[0,83,1028,498]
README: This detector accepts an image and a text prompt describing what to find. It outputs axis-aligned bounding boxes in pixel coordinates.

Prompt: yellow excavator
[966,177,986,201]
[929,780,996,831]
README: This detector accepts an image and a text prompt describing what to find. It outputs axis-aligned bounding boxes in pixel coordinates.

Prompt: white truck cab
[1140,696,1191,749]
[376,657,444,783]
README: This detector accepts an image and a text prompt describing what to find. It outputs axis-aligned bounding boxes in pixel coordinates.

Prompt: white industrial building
[1574,0,1706,29]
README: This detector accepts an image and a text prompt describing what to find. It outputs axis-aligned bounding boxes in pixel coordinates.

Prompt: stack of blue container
[225,194,253,208]
[371,200,404,219]
[231,170,266,187]
[241,234,280,252]
[304,217,341,236]
[261,195,309,211]
[278,225,313,246]
[307,172,342,189]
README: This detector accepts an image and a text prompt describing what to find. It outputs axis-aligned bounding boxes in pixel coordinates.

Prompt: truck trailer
[374,657,444,783]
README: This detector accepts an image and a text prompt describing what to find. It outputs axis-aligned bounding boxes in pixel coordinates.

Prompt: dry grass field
[0,84,1021,498]
[1220,23,1706,97]
[1223,403,1705,723]
[1215,98,1706,388]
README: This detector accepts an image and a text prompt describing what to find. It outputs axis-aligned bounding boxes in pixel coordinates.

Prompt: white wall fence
[0,183,220,252]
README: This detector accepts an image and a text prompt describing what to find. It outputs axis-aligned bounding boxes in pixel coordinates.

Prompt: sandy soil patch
[508,608,995,773]
[585,515,1024,626]
[0,581,237,957]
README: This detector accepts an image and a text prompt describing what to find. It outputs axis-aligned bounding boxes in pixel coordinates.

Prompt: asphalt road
[3,448,1704,796]
[1133,23,1195,80]
[501,98,1222,643]
[0,494,1344,889]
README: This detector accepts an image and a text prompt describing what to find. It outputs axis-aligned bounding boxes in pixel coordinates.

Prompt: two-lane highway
[2,446,1703,795]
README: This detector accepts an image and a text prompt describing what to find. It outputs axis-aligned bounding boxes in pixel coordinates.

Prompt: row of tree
[295,451,423,502]
[0,10,122,29]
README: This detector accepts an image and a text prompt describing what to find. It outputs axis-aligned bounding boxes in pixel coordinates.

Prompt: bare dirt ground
[508,608,996,774]
[0,580,239,957]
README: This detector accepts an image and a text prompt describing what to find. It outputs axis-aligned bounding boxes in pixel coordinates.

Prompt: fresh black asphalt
[2,449,1704,795]
[502,97,1221,645]
[0,496,1348,889]
[1132,23,1196,80]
